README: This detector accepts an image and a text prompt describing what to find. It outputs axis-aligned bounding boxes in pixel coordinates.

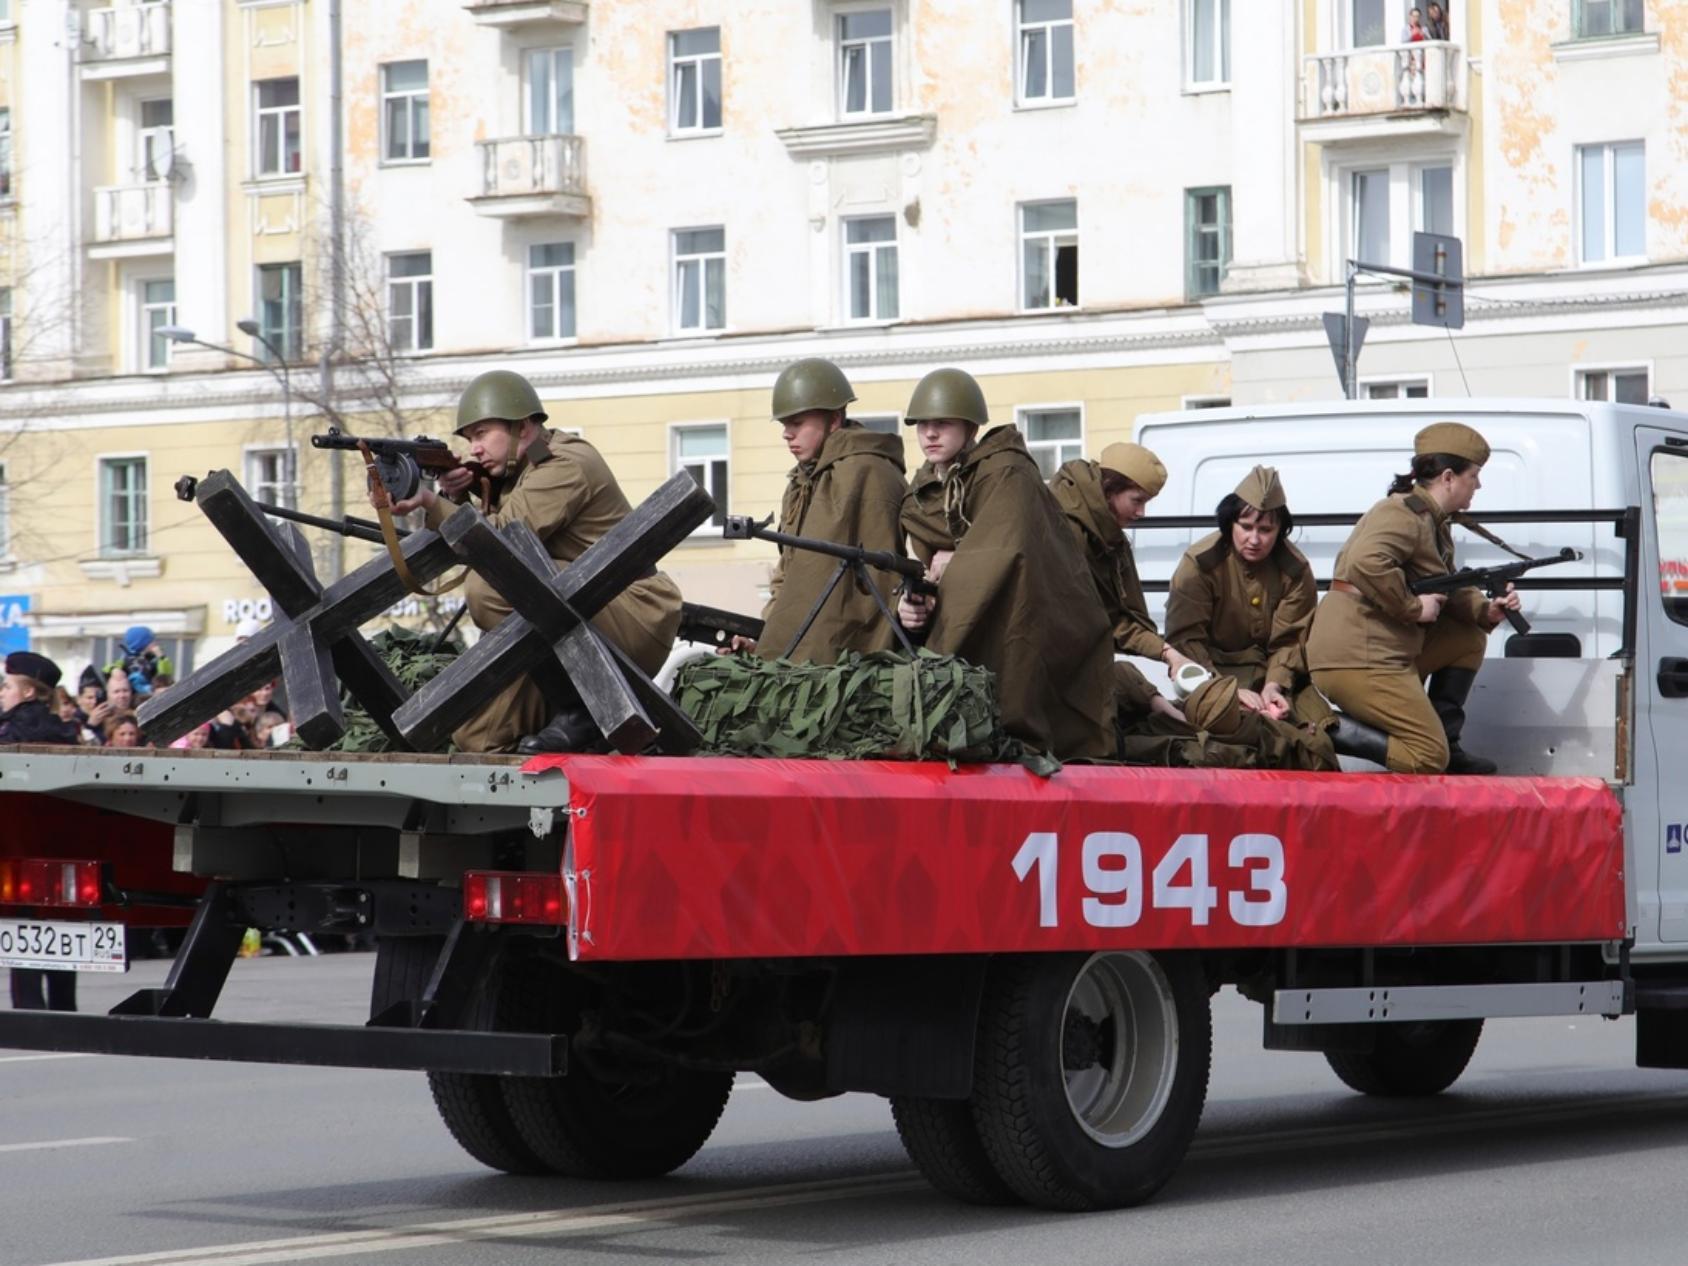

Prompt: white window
[1579,141,1646,265]
[1349,0,1386,47]
[673,424,730,529]
[1416,163,1454,236]
[0,288,12,382]
[1016,408,1083,480]
[1020,200,1078,310]
[99,456,148,556]
[529,242,576,340]
[1578,367,1650,405]
[1352,167,1389,264]
[0,107,11,198]
[1338,159,1459,271]
[1362,379,1430,399]
[844,216,899,322]
[245,445,298,510]
[138,98,173,182]
[1017,0,1074,104]
[839,9,893,117]
[1575,0,1644,39]
[1186,0,1231,87]
[525,47,575,135]
[0,461,8,559]
[387,252,433,351]
[669,28,722,134]
[856,414,901,434]
[673,227,725,333]
[254,77,301,177]
[381,61,430,162]
[140,278,175,372]
[257,262,302,361]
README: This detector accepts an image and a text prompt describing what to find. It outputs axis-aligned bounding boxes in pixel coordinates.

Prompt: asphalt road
[5,954,1688,1266]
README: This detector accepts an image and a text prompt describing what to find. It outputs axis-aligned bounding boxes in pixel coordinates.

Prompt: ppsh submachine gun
[311,428,491,504]
[1409,546,1580,634]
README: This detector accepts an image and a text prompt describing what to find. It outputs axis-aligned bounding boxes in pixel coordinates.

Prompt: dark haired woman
[1166,466,1328,729]
[1306,423,1522,774]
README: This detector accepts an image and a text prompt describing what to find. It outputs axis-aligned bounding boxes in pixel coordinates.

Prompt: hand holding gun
[311,429,491,506]
[1408,547,1580,634]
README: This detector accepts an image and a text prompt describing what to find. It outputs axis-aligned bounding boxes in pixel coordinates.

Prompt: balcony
[1300,41,1466,141]
[90,182,173,258]
[464,0,586,29]
[468,134,589,219]
[80,3,171,79]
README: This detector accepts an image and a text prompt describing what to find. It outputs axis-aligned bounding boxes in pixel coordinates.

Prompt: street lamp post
[157,322,294,505]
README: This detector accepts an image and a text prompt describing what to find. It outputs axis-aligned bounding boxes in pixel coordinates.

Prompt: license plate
[0,920,126,973]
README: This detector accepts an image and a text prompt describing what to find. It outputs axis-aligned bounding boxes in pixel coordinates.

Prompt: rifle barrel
[253,499,407,545]
[752,525,927,583]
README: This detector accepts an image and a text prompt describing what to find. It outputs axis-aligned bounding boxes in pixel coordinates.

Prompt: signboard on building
[0,595,30,655]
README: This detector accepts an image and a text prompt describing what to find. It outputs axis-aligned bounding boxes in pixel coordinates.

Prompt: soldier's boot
[1329,713,1391,766]
[517,705,607,756]
[1426,667,1498,776]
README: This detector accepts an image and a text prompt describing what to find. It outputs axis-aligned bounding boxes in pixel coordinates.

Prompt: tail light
[462,871,566,925]
[0,859,104,909]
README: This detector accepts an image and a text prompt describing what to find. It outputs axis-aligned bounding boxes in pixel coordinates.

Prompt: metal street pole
[1344,260,1358,401]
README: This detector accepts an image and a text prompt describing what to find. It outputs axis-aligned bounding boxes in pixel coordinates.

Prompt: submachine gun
[1408,546,1580,634]
[311,428,491,505]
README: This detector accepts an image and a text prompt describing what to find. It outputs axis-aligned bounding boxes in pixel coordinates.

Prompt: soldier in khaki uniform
[392,369,684,754]
[1306,422,1523,774]
[746,358,908,662]
[1165,466,1331,730]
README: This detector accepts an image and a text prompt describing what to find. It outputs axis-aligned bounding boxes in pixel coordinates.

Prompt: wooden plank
[138,626,284,745]
[278,624,345,750]
[195,471,321,617]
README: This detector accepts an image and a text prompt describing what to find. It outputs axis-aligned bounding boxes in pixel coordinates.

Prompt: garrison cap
[5,651,62,689]
[1098,442,1168,498]
[1415,421,1490,466]
[1184,673,1242,736]
[1234,465,1286,512]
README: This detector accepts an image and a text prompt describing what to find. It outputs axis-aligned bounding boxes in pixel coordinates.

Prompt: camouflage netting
[673,649,1055,770]
[292,625,465,754]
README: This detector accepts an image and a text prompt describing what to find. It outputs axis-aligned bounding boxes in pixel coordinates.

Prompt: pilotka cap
[1415,422,1491,466]
[1184,673,1242,736]
[1099,442,1168,498]
[1234,465,1287,512]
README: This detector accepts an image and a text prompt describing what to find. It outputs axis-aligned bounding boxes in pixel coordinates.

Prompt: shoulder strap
[1450,512,1533,561]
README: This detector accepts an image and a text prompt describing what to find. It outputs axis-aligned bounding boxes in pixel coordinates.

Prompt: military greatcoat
[1166,532,1317,692]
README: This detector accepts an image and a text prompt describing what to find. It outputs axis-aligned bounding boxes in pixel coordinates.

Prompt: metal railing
[476,134,585,199]
[1303,40,1463,118]
[83,2,171,63]
[93,181,173,243]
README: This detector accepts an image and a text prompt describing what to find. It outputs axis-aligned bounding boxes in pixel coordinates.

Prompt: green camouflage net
[289,625,464,754]
[674,649,1055,771]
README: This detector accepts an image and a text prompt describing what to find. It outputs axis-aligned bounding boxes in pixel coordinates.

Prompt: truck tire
[969,951,1211,1212]
[1325,1019,1483,1097]
[891,1096,1018,1206]
[370,935,549,1176]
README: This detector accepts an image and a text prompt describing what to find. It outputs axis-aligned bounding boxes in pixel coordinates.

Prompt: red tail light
[462,871,566,925]
[0,859,104,909]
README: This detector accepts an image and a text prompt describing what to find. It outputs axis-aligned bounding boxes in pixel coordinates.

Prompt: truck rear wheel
[969,952,1211,1212]
[1325,1019,1483,1097]
[891,1096,1018,1206]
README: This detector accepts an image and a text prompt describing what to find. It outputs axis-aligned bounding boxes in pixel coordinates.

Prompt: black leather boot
[517,705,605,756]
[1330,713,1391,766]
[1426,667,1497,775]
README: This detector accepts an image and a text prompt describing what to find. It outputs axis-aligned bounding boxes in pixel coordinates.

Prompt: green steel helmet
[903,367,988,427]
[771,358,856,421]
[455,369,548,436]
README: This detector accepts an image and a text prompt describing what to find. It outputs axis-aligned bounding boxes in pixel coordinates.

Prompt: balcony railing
[82,3,172,65]
[93,182,173,245]
[471,134,588,216]
[1302,41,1464,121]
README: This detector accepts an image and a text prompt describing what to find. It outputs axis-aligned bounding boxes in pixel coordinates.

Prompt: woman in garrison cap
[1166,465,1332,733]
[1306,422,1523,775]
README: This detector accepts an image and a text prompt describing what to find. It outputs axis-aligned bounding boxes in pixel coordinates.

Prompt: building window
[381,61,430,163]
[1351,167,1390,264]
[387,252,434,352]
[100,457,148,556]
[856,414,900,434]
[0,461,8,559]
[1579,141,1645,264]
[245,446,298,510]
[0,108,12,198]
[673,227,725,333]
[526,47,575,135]
[0,288,12,382]
[1579,367,1650,404]
[529,242,576,340]
[1186,0,1231,87]
[839,9,893,117]
[844,216,899,322]
[1016,408,1083,481]
[673,424,729,528]
[669,28,722,134]
[254,77,302,177]
[139,98,173,182]
[1020,200,1078,310]
[1185,396,1232,409]
[1362,380,1430,399]
[1417,163,1454,236]
[141,279,175,372]
[1017,0,1074,104]
[1185,187,1232,299]
[1349,0,1386,47]
[1575,0,1644,38]
[257,262,302,361]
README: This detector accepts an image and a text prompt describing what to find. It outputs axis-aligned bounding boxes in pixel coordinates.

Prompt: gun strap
[358,442,468,597]
[1450,513,1533,562]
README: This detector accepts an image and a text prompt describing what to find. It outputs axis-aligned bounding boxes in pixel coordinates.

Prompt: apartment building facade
[0,0,1683,675]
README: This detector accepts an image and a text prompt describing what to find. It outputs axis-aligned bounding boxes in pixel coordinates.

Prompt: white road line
[0,1136,131,1155]
[33,1172,925,1266]
[0,1052,99,1064]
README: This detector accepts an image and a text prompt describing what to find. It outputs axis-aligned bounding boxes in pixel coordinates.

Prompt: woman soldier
[1306,422,1522,775]
[1165,466,1331,729]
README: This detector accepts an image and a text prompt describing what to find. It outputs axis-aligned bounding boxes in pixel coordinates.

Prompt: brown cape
[1049,459,1167,661]
[758,425,907,663]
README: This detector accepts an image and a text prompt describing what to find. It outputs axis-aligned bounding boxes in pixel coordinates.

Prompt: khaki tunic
[757,424,907,663]
[439,429,683,753]
[1166,533,1316,691]
[1048,459,1167,661]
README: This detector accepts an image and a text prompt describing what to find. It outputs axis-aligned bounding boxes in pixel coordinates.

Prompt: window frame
[1184,0,1231,90]
[1573,0,1646,40]
[524,45,576,136]
[138,97,174,183]
[253,76,302,179]
[139,276,176,373]
[669,420,731,534]
[837,5,895,119]
[1573,362,1652,405]
[842,214,900,324]
[1650,446,1688,630]
[0,458,9,561]
[386,251,435,353]
[255,261,303,362]
[1018,199,1079,312]
[0,106,13,199]
[854,414,902,435]
[96,452,150,559]
[1360,377,1434,399]
[1014,403,1086,481]
[671,226,727,335]
[668,27,724,137]
[0,287,13,383]
[1576,139,1647,267]
[1329,151,1463,275]
[243,443,299,511]
[380,60,431,165]
[1015,0,1076,107]
[1181,395,1233,410]
[1184,185,1233,300]
[527,240,578,343]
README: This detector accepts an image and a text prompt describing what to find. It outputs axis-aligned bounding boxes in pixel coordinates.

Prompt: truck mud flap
[825,956,988,1099]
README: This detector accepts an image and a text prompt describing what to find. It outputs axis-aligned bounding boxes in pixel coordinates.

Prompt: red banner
[521,757,1627,962]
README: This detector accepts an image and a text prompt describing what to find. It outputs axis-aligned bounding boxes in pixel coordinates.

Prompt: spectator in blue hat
[104,626,172,699]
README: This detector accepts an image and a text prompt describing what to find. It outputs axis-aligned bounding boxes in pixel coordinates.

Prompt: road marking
[33,1171,925,1266]
[0,1052,99,1064]
[0,1136,131,1155]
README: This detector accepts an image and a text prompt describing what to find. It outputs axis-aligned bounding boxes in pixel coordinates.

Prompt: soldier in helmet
[391,369,684,753]
[742,358,908,662]
[897,367,1116,760]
